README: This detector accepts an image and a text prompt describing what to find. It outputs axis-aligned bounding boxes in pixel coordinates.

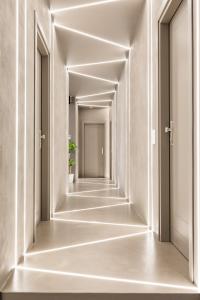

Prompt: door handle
[40,132,46,149]
[165,121,174,145]
[101,147,104,156]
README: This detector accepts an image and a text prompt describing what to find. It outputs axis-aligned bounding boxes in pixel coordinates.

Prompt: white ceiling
[52,0,145,101]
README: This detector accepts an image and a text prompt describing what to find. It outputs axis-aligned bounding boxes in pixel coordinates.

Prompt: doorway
[34,15,50,238]
[83,123,105,178]
[158,0,193,277]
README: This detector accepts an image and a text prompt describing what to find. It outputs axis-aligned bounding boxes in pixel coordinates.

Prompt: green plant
[69,141,77,153]
[68,159,75,174]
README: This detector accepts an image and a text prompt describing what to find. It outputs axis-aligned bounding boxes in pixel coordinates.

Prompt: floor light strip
[54,203,129,214]
[77,100,113,104]
[68,187,119,195]
[52,218,148,228]
[51,0,118,14]
[76,91,115,99]
[54,23,130,50]
[68,70,118,85]
[17,266,197,291]
[78,104,110,109]
[25,231,149,256]
[66,194,127,200]
[15,0,19,266]
[67,58,127,69]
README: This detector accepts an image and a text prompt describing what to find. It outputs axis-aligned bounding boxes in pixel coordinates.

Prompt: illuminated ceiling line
[76,91,115,99]
[54,23,130,50]
[67,58,127,69]
[51,0,118,14]
[68,70,118,85]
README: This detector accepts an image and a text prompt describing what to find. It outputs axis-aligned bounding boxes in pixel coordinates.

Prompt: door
[169,0,192,259]
[35,49,42,226]
[84,123,105,178]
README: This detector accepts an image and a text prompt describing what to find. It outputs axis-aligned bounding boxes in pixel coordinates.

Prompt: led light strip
[68,70,118,85]
[25,231,149,256]
[51,0,118,14]
[15,0,19,266]
[54,202,128,214]
[67,58,127,69]
[16,265,197,291]
[76,91,115,99]
[77,99,113,104]
[52,218,147,228]
[54,23,130,50]
[23,0,27,255]
[69,187,118,195]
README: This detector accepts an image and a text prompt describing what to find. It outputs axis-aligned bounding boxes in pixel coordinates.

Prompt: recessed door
[84,123,105,178]
[35,49,42,226]
[169,0,192,259]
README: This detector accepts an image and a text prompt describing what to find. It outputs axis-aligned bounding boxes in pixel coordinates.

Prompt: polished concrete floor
[2,179,198,297]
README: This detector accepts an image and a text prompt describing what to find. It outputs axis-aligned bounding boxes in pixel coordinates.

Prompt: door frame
[158,0,194,280]
[82,122,106,178]
[33,12,50,240]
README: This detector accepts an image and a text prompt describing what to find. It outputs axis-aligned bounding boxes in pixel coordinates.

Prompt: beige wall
[52,31,68,211]
[0,0,67,288]
[116,65,128,196]
[78,107,110,178]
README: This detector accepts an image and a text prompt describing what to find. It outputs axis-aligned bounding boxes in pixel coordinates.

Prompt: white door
[35,49,42,226]
[84,123,105,178]
[170,0,192,259]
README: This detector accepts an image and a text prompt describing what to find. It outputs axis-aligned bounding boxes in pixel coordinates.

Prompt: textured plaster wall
[52,31,68,211]
[0,0,67,288]
[129,2,149,223]
[116,65,128,196]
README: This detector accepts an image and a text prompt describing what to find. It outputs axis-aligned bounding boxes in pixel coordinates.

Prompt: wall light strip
[54,23,130,50]
[54,203,128,214]
[51,0,118,14]
[25,231,149,257]
[68,70,118,85]
[17,265,197,291]
[76,91,115,99]
[23,0,27,255]
[67,58,127,69]
[52,218,148,228]
[15,0,19,266]
[196,0,200,287]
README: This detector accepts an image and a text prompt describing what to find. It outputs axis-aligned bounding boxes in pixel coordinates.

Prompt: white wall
[78,107,110,178]
[52,31,68,211]
[115,64,128,197]
[0,0,68,288]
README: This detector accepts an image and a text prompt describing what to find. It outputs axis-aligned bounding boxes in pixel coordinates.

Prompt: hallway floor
[3,179,198,297]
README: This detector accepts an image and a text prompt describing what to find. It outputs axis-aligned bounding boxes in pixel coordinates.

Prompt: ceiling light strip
[67,58,127,69]
[69,70,118,85]
[77,100,113,104]
[51,0,118,14]
[78,104,110,109]
[76,91,115,99]
[54,23,130,50]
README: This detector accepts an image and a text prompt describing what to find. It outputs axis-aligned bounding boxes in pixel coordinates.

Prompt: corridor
[2,179,197,298]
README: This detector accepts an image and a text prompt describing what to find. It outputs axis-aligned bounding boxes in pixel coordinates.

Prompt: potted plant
[68,140,77,183]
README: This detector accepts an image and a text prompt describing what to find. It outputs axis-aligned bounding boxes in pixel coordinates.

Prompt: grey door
[169,0,192,259]
[84,123,105,178]
[35,49,42,226]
